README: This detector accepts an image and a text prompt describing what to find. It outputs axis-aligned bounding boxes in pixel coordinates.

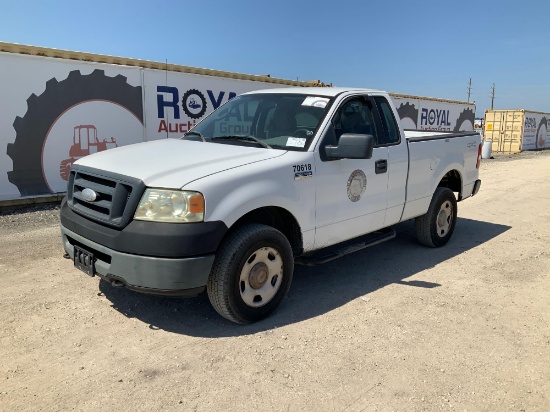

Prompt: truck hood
[74,139,286,188]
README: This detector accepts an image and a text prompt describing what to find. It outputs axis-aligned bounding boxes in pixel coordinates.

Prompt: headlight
[134,189,204,223]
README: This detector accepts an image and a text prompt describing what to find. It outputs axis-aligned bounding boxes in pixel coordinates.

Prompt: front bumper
[62,225,215,296]
[59,197,225,296]
[60,198,227,258]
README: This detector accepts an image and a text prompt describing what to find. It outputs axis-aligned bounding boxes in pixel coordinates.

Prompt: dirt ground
[1,151,549,412]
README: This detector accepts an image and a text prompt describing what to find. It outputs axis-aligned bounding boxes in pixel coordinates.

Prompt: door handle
[375,159,387,174]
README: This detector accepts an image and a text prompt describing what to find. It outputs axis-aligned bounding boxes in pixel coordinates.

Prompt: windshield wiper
[211,135,272,149]
[183,131,206,142]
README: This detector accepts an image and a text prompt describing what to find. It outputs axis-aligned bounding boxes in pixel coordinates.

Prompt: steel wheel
[239,247,283,307]
[436,199,454,238]
[207,224,294,324]
[415,187,458,247]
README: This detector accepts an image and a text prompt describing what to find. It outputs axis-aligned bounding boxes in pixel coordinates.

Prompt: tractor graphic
[59,125,117,180]
[188,97,202,110]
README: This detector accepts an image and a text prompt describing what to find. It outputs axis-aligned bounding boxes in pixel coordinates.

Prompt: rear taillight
[476,143,482,169]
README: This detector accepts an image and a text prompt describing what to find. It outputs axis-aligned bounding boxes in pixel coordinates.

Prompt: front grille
[67,166,145,229]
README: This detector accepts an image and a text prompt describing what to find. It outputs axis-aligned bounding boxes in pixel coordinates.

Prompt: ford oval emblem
[82,188,98,202]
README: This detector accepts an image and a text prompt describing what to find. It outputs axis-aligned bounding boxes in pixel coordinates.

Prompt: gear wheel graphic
[6,69,143,196]
[453,108,475,132]
[536,117,547,149]
[396,102,418,128]
[181,89,207,119]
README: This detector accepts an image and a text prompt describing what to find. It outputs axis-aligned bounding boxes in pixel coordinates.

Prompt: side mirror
[325,133,374,160]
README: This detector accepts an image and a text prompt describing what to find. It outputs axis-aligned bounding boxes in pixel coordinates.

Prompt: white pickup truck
[60,87,481,324]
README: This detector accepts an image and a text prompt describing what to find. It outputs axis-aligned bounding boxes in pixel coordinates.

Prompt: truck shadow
[99,217,510,337]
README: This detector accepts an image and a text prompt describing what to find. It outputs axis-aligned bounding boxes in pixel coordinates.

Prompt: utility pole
[467,77,472,102]
[490,83,495,109]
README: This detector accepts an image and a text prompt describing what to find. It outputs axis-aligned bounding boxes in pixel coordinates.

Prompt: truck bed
[400,130,481,222]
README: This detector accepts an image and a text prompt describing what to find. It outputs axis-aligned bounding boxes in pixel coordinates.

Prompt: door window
[374,97,400,145]
[334,98,377,141]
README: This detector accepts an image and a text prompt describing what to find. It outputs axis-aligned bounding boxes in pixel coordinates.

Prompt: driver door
[314,95,389,248]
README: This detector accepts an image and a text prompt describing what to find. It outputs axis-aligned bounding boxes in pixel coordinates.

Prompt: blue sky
[1,0,548,117]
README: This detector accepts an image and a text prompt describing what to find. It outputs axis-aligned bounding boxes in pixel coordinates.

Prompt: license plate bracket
[74,246,96,277]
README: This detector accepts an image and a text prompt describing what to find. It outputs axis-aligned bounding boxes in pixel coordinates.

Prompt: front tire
[207,224,294,324]
[415,187,457,247]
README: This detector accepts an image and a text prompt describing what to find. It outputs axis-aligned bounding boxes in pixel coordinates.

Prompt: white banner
[0,53,144,199]
[143,70,288,141]
[0,52,480,201]
[0,54,288,200]
[391,96,475,132]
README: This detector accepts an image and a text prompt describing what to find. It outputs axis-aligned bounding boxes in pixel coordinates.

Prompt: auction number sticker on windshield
[287,137,307,147]
[301,96,329,108]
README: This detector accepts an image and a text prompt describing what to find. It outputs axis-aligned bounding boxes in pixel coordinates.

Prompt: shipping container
[484,109,549,153]
[0,42,475,202]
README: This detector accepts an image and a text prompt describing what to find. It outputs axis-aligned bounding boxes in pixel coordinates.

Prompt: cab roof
[243,87,385,98]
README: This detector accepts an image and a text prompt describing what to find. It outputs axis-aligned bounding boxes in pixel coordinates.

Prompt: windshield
[187,93,333,150]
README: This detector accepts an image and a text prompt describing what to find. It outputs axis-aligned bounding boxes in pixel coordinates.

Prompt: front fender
[210,177,306,228]
[183,152,317,235]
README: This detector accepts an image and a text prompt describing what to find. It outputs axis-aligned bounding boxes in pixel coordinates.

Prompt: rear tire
[415,187,457,247]
[207,224,294,324]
